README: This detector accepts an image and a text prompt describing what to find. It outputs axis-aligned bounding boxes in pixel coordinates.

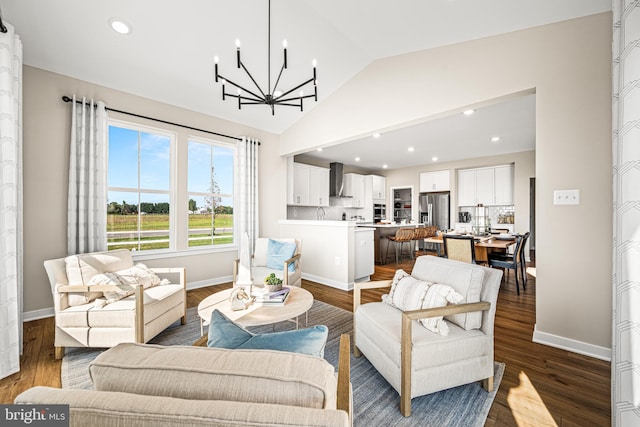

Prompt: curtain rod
[61,96,251,143]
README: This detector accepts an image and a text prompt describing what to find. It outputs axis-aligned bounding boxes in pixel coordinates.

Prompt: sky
[108,125,234,209]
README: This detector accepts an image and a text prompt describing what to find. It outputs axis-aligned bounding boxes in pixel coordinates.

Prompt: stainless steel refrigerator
[419,192,450,230]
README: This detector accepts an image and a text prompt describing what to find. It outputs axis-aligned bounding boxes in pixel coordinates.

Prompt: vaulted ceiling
[2,0,610,168]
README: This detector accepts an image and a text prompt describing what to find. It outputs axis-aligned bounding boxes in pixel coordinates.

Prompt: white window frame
[107,119,177,254]
[186,135,238,250]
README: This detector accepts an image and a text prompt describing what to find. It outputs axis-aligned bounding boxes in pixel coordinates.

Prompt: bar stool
[385,228,416,264]
[413,226,439,255]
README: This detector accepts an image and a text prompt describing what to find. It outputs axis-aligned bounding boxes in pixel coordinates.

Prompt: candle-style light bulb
[214,56,219,64]
[312,58,317,67]
[299,90,304,97]
[283,40,288,69]
[236,39,241,68]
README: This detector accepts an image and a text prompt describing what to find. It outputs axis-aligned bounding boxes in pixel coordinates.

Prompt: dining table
[424,234,517,263]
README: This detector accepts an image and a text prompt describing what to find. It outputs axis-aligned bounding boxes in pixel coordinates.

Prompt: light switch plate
[554,189,580,205]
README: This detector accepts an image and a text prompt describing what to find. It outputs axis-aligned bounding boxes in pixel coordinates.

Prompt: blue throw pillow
[207,310,328,358]
[266,239,297,273]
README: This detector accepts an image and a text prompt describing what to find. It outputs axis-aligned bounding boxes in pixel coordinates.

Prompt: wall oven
[373,204,386,223]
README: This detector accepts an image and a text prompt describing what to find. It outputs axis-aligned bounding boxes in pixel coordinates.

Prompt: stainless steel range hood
[329,162,351,198]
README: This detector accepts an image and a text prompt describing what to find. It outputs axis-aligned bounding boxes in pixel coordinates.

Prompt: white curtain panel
[612,2,640,425]
[235,232,253,288]
[0,23,23,380]
[67,96,108,255]
[237,137,259,253]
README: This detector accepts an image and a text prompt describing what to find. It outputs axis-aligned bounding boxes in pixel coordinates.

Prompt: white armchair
[353,255,503,416]
[233,237,302,288]
[44,249,186,359]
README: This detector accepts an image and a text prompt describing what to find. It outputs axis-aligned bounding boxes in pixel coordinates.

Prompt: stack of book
[253,287,290,306]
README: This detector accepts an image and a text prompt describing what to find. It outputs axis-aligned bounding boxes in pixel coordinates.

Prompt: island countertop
[357,223,423,228]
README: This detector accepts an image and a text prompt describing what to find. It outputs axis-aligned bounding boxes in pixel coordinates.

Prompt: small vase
[264,283,282,292]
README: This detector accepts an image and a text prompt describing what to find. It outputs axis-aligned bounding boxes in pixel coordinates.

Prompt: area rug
[62,300,504,427]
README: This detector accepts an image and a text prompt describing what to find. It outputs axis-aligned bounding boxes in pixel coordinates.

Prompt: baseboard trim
[186,276,233,291]
[302,273,353,291]
[22,276,234,322]
[533,324,611,361]
[23,307,55,322]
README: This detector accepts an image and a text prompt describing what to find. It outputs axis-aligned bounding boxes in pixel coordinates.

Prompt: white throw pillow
[113,263,162,288]
[89,264,163,305]
[419,284,465,336]
[87,273,130,305]
[382,269,431,311]
[64,255,104,306]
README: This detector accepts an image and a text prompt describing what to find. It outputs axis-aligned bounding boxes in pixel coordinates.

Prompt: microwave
[373,204,386,222]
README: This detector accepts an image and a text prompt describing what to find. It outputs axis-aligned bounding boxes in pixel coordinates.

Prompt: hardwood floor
[1,252,610,426]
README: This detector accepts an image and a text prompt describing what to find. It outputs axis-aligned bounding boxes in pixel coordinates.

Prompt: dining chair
[488,234,525,294]
[442,234,476,264]
[518,232,531,288]
[385,228,416,264]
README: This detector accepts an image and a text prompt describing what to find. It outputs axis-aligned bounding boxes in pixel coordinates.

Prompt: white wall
[22,66,286,316]
[280,14,613,356]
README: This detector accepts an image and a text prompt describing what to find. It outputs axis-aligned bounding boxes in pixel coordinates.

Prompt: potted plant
[263,273,283,292]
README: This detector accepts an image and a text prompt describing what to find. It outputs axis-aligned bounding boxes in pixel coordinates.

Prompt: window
[187,139,235,247]
[107,123,173,251]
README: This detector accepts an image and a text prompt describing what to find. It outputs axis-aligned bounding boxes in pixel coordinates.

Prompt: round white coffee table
[197,286,314,336]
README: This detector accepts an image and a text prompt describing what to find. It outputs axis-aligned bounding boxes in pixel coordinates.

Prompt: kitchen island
[278,220,374,291]
[357,223,423,264]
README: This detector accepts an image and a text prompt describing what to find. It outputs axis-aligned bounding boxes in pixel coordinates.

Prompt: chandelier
[214,0,317,115]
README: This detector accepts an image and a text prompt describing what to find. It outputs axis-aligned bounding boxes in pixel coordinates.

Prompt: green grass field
[107,213,233,250]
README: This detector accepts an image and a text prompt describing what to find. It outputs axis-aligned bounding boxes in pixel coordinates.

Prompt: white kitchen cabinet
[291,163,329,206]
[475,168,495,205]
[318,168,330,206]
[419,170,450,192]
[494,165,514,205]
[344,173,366,208]
[457,169,476,206]
[371,175,386,200]
[292,163,310,205]
[457,164,513,206]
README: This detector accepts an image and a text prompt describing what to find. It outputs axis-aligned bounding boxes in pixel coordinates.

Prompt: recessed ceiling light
[463,109,475,116]
[355,157,360,162]
[316,147,323,152]
[432,157,438,162]
[109,18,132,35]
[373,132,381,138]
[491,136,501,142]
[408,147,415,152]
[382,164,388,169]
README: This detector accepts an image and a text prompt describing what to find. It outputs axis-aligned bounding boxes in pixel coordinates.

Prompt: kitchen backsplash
[287,205,363,221]
[458,205,515,226]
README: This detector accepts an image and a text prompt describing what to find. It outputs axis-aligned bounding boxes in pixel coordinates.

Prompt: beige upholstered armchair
[233,237,302,288]
[353,255,503,416]
[44,249,186,359]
